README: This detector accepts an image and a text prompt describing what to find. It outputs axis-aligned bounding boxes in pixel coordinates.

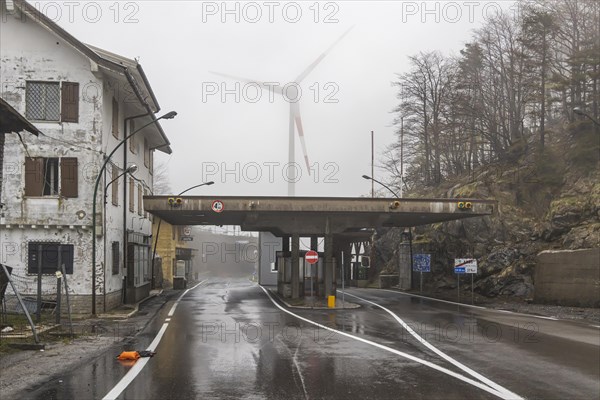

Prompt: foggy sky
[34,0,517,197]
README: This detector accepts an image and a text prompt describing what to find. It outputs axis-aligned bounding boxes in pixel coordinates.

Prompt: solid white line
[379,289,487,309]
[341,290,521,399]
[102,280,206,400]
[260,286,520,400]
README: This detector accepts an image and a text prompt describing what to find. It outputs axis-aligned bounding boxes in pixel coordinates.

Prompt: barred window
[26,82,60,121]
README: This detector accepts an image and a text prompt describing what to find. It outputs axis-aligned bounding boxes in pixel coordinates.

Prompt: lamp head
[205,181,215,186]
[362,175,372,180]
[161,111,178,120]
[573,107,584,116]
[126,164,138,174]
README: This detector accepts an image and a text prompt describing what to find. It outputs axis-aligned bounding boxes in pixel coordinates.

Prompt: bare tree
[152,160,172,194]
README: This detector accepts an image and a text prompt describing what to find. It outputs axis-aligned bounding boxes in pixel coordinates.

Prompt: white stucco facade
[0,1,170,312]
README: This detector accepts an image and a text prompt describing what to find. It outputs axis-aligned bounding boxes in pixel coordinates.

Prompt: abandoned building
[0,0,172,313]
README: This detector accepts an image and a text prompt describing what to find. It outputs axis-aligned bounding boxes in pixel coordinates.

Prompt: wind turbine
[212,27,352,196]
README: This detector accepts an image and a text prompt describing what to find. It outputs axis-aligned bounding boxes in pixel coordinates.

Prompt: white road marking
[260,286,522,400]
[379,289,487,309]
[341,290,521,399]
[102,280,206,400]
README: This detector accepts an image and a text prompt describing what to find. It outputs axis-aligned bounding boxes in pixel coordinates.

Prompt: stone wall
[534,248,600,307]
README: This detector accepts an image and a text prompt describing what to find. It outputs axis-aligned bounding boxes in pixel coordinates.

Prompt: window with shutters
[28,243,74,274]
[112,97,119,138]
[111,164,119,206]
[25,81,79,122]
[112,241,120,275]
[24,157,78,198]
[129,178,135,212]
[138,184,143,216]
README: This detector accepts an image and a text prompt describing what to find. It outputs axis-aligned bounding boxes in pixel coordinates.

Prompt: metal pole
[1,264,39,343]
[371,130,374,198]
[36,244,42,323]
[341,250,345,309]
[457,274,460,304]
[420,271,423,293]
[55,274,62,325]
[471,273,474,305]
[400,117,404,198]
[61,264,74,338]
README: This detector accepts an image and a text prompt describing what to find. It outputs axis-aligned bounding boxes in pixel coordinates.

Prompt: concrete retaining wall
[534,248,600,307]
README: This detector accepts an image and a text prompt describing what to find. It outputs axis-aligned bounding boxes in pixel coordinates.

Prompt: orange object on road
[117,351,140,361]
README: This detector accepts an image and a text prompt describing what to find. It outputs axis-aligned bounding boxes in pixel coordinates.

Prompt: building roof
[6,0,172,153]
[0,97,41,135]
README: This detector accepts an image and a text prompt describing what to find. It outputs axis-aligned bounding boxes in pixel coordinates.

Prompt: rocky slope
[373,122,599,300]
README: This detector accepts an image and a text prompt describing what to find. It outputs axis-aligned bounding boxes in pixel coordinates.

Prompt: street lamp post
[573,107,600,127]
[150,181,215,289]
[362,174,413,289]
[91,111,176,316]
[104,164,138,204]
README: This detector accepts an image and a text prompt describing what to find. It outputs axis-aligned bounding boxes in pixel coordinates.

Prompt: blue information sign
[412,254,431,272]
[454,267,466,274]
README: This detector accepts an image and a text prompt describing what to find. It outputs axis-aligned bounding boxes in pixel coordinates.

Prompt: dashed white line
[102,280,206,400]
[260,286,522,400]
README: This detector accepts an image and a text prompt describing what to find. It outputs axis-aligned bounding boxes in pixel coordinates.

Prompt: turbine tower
[212,28,352,196]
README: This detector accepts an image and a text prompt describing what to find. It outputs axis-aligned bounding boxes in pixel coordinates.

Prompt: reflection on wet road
[22,278,599,400]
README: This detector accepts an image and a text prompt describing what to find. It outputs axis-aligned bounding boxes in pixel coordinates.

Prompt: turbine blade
[292,104,311,175]
[209,71,283,95]
[294,26,354,83]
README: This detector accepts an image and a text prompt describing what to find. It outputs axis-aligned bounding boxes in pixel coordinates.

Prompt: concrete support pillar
[398,231,412,289]
[282,236,290,252]
[291,234,300,299]
[324,234,334,298]
[343,242,352,282]
[310,236,318,251]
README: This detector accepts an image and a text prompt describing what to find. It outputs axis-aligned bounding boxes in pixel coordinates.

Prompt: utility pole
[371,130,374,198]
[400,117,404,198]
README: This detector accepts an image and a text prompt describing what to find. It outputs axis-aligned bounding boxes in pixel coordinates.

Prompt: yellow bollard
[327,295,336,308]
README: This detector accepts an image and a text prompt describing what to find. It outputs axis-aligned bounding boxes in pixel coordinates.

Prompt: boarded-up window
[26,82,60,121]
[60,158,78,198]
[129,178,135,212]
[144,139,149,168]
[138,184,143,216]
[111,164,119,206]
[129,119,136,154]
[112,97,119,138]
[60,82,79,123]
[112,241,120,275]
[25,157,44,196]
[28,243,74,274]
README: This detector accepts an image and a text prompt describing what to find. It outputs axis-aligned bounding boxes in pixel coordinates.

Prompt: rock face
[374,149,599,301]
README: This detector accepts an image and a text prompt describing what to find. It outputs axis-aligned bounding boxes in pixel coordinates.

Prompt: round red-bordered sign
[211,200,224,213]
[305,250,319,264]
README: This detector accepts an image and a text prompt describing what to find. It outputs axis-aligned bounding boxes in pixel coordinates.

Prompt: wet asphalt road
[20,277,600,400]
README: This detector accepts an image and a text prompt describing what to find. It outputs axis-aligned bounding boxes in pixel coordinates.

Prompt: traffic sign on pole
[454,258,477,274]
[305,250,319,264]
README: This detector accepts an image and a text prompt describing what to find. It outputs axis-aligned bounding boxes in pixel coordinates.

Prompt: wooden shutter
[60,82,79,123]
[25,157,44,196]
[129,120,136,153]
[112,98,119,138]
[129,178,135,212]
[60,158,78,198]
[144,138,149,167]
[138,184,142,215]
[149,150,154,175]
[112,164,119,206]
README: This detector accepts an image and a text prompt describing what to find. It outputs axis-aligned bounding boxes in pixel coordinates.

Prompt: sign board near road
[305,250,319,264]
[454,258,477,274]
[181,237,193,242]
[412,254,431,272]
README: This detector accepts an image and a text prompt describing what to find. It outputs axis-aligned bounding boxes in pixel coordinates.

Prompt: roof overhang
[144,196,496,236]
[0,97,41,135]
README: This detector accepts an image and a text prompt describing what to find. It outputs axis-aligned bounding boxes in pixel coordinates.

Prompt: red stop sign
[305,250,319,264]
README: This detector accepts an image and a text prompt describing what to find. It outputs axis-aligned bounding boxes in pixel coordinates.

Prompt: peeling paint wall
[0,7,155,311]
